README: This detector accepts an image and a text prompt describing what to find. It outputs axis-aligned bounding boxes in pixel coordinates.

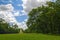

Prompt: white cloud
[24,18,28,22]
[13,10,27,17]
[1,0,53,30]
[14,11,20,16]
[16,18,28,30]
[20,12,27,16]
[21,0,54,30]
[0,4,14,11]
[17,21,28,30]
[0,4,18,24]
[0,4,28,30]
[22,0,51,13]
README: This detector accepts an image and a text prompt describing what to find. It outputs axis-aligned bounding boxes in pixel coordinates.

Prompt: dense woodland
[0,18,20,34]
[25,0,60,34]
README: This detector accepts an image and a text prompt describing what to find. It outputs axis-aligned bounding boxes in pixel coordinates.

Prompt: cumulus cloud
[0,4,14,11]
[22,0,51,13]
[0,4,28,30]
[17,21,28,30]
[21,0,54,30]
[20,11,27,16]
[0,4,18,24]
[13,11,20,16]
[13,10,27,17]
[0,0,53,30]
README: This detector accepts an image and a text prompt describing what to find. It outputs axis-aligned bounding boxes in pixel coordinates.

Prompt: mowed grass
[0,33,60,40]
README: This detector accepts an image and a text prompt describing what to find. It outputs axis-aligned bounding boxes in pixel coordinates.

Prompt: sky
[0,0,55,30]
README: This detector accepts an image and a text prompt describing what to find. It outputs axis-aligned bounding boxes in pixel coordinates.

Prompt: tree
[26,0,60,34]
[0,18,20,34]
[0,18,9,33]
[12,24,18,29]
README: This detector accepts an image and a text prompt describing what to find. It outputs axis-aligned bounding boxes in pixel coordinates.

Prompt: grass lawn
[0,33,60,40]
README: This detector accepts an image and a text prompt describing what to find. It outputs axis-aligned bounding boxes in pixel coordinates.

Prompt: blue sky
[0,0,28,30]
[0,0,55,30]
[0,0,27,22]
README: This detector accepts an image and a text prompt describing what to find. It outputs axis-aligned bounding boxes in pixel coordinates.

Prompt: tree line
[0,18,20,34]
[25,0,60,34]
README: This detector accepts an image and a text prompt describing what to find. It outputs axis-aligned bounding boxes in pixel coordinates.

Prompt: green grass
[0,33,60,40]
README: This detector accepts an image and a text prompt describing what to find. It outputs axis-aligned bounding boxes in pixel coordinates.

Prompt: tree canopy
[0,18,20,34]
[26,0,60,34]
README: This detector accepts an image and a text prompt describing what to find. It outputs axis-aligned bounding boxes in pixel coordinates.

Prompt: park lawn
[0,33,60,40]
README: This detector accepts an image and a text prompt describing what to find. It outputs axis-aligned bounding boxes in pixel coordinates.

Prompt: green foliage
[26,0,60,34]
[0,18,20,34]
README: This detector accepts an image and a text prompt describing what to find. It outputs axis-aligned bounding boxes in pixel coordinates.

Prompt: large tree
[26,0,60,34]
